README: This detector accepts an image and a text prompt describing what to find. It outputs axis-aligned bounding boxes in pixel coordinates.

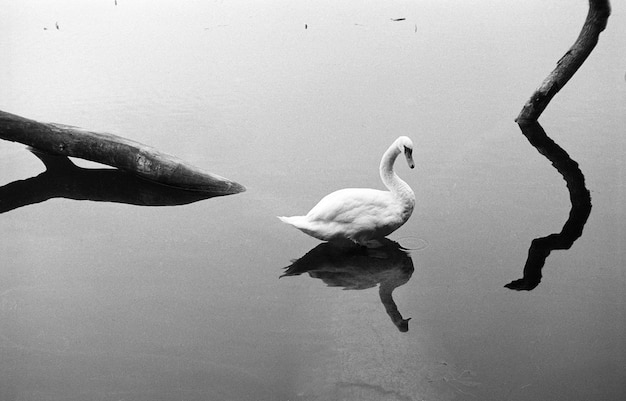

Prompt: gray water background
[1,1,625,400]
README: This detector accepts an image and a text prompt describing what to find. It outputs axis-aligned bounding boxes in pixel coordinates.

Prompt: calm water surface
[1,1,625,400]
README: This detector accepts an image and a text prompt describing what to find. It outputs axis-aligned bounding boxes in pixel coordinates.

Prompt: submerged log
[0,110,245,194]
[0,149,222,214]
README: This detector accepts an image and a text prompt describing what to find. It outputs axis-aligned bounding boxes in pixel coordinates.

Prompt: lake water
[1,1,625,400]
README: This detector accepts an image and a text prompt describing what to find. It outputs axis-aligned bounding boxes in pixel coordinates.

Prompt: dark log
[516,0,611,123]
[0,149,222,214]
[0,110,245,194]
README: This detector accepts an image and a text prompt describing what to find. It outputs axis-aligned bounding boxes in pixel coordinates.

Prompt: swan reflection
[281,239,414,332]
[506,121,592,290]
[0,149,224,214]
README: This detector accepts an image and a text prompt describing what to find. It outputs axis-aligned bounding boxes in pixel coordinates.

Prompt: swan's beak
[404,147,415,169]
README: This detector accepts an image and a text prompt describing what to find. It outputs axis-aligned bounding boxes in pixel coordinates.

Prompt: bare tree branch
[508,1,610,290]
[516,0,611,123]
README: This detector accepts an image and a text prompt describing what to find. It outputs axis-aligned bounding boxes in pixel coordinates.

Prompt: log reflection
[281,239,414,332]
[0,149,222,214]
[506,121,592,290]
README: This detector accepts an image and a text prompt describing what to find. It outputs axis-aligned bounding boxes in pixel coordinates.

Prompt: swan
[278,136,415,247]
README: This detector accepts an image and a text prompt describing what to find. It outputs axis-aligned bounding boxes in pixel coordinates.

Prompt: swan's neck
[379,143,414,202]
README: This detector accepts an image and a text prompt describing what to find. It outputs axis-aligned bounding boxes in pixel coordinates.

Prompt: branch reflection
[0,149,222,214]
[506,121,592,291]
[281,239,414,332]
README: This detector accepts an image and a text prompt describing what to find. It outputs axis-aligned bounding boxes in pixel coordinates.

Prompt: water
[1,1,625,400]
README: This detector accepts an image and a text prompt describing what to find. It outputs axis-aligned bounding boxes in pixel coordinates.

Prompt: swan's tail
[277,215,312,232]
[277,215,301,226]
[277,215,327,242]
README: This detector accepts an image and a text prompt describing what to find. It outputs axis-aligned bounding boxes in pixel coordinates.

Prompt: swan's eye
[404,146,413,158]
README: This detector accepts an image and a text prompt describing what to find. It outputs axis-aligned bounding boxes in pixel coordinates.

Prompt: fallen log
[0,149,221,214]
[0,110,245,194]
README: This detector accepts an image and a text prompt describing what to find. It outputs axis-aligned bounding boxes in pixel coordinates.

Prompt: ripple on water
[396,236,429,251]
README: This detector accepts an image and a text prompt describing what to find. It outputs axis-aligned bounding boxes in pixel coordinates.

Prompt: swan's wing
[306,188,394,223]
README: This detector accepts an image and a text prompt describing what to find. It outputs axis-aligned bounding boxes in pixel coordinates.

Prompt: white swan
[278,136,415,247]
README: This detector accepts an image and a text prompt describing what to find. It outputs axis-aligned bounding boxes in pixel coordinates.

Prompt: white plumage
[279,136,415,247]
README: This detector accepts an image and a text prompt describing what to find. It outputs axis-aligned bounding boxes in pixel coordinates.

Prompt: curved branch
[516,0,611,123]
[508,0,609,289]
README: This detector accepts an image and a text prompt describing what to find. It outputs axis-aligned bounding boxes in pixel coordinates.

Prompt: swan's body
[279,136,415,247]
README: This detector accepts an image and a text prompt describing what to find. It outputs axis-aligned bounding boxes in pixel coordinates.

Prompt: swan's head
[397,136,415,169]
